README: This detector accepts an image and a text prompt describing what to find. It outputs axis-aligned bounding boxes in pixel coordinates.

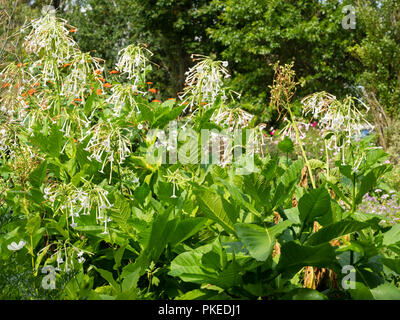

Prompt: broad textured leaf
[168,251,218,284]
[350,282,400,300]
[235,220,293,261]
[216,177,260,217]
[197,190,237,234]
[279,159,304,187]
[383,224,400,246]
[168,218,207,246]
[28,161,47,188]
[278,137,294,153]
[381,258,400,275]
[277,242,338,275]
[305,221,370,246]
[298,187,331,225]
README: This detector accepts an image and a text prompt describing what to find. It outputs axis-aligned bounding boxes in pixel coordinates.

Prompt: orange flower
[94,69,102,75]
[32,82,40,87]
[73,138,77,143]
[152,99,161,103]
[16,63,22,68]
[28,88,36,96]
[103,83,112,88]
[69,28,78,33]
[1,83,10,88]
[96,89,103,95]
[74,98,82,102]
[148,88,157,94]
[63,63,71,68]
[146,81,153,85]
[168,98,175,100]
[109,70,119,74]
[22,92,27,97]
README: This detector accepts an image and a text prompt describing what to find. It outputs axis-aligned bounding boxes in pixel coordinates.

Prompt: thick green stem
[324,139,330,177]
[287,107,316,189]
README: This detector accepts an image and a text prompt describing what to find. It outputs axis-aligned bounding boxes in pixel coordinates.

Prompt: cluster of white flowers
[41,241,90,272]
[212,107,254,130]
[44,182,113,234]
[25,14,77,60]
[179,55,231,112]
[60,52,103,100]
[81,120,134,182]
[24,14,77,84]
[106,83,142,116]
[302,92,374,146]
[116,44,153,82]
[281,118,308,142]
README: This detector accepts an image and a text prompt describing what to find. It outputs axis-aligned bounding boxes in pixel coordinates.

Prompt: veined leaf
[197,190,237,234]
[305,220,370,246]
[28,160,47,188]
[383,224,400,246]
[235,220,293,261]
[298,187,331,226]
[277,242,338,275]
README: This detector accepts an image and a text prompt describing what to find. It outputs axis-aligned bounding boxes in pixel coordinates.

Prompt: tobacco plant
[1,14,400,300]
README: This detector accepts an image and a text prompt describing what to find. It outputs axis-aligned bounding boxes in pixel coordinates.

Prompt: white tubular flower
[116,44,153,82]
[7,240,27,251]
[179,54,231,112]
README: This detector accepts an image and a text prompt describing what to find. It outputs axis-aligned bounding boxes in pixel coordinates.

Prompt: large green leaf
[349,282,400,300]
[305,220,370,246]
[279,159,304,187]
[298,187,331,226]
[28,160,47,188]
[383,224,400,246]
[168,241,240,289]
[169,250,218,284]
[278,137,294,153]
[216,177,260,218]
[355,165,390,205]
[121,207,177,291]
[381,258,400,275]
[168,217,208,247]
[277,242,338,275]
[197,190,237,234]
[235,220,293,261]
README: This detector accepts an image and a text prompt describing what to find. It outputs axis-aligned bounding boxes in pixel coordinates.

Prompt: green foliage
[1,8,400,302]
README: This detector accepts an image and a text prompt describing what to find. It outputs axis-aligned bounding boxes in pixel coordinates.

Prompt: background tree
[206,0,364,121]
[62,0,222,99]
